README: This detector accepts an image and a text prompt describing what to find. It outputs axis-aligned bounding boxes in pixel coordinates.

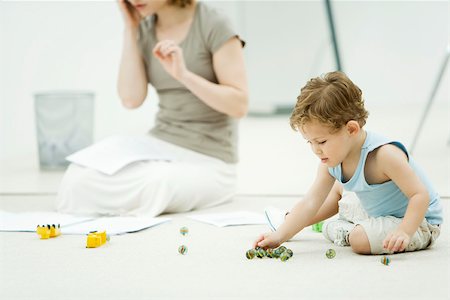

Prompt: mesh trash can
[34,91,94,170]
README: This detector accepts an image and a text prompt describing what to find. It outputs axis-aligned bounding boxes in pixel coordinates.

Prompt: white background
[0,0,448,164]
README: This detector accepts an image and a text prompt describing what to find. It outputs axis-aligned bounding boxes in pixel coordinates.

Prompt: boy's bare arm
[255,164,335,249]
[304,181,342,226]
[377,145,430,251]
[275,164,336,243]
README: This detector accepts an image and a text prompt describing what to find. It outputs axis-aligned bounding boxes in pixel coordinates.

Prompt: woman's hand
[153,40,188,81]
[254,231,283,249]
[117,0,142,30]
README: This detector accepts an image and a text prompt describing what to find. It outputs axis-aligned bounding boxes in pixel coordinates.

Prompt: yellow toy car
[86,231,110,248]
[36,224,61,239]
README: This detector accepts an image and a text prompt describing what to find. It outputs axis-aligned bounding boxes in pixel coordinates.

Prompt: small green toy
[312,221,324,233]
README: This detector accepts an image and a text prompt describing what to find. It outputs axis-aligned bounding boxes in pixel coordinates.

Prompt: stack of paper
[66,135,174,175]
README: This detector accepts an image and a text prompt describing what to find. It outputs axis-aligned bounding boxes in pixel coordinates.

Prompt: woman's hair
[168,0,193,8]
[290,71,369,132]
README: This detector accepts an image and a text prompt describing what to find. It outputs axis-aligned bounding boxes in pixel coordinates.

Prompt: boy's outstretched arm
[377,145,430,252]
[255,164,335,249]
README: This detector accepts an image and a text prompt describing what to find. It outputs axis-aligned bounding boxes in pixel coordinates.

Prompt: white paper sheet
[0,211,93,232]
[61,216,171,235]
[66,135,174,175]
[188,211,266,227]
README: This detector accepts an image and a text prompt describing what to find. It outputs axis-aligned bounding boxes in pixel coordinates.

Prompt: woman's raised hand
[117,0,142,30]
[153,40,188,81]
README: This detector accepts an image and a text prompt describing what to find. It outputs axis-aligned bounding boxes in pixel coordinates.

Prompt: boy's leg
[317,184,360,247]
[322,220,355,246]
[348,225,371,254]
[321,191,370,248]
[350,217,441,254]
[338,191,369,222]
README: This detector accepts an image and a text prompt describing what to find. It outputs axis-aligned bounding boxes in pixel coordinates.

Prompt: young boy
[255,71,443,254]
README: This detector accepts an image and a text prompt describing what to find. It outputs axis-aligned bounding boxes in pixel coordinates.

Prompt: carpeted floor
[0,194,448,300]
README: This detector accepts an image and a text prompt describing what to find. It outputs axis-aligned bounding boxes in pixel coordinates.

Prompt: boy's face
[300,120,351,167]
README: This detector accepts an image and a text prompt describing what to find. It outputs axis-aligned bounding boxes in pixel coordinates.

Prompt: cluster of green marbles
[246,246,293,262]
[380,256,390,266]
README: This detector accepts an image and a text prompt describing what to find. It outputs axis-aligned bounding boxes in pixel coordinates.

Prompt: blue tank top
[328,131,443,225]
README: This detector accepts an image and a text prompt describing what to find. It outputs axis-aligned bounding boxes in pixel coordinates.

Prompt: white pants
[339,192,441,254]
[56,136,237,217]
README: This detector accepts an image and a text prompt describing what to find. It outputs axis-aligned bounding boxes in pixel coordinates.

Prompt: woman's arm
[153,37,248,118]
[181,37,248,118]
[116,0,148,109]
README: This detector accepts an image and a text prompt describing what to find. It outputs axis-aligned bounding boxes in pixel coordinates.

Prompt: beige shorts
[339,192,441,254]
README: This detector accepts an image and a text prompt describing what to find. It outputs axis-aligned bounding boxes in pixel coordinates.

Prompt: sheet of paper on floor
[188,211,266,227]
[0,211,94,232]
[61,216,171,235]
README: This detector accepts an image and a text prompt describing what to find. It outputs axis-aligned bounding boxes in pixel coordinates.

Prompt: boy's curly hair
[168,0,192,8]
[290,71,369,132]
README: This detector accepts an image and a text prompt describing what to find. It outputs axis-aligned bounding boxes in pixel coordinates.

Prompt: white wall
[0,1,160,163]
[239,0,449,110]
[335,1,449,108]
[0,0,448,164]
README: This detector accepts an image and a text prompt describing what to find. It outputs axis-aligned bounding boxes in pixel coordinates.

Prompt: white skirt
[56,136,237,217]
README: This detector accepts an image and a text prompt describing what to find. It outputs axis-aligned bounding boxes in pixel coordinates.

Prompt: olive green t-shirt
[138,2,244,163]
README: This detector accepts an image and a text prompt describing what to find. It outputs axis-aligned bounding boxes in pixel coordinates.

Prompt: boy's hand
[254,232,283,249]
[383,229,411,252]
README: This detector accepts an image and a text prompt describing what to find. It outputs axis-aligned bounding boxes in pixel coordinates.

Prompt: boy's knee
[349,225,371,255]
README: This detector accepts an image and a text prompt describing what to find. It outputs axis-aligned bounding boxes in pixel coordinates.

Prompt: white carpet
[0,195,448,300]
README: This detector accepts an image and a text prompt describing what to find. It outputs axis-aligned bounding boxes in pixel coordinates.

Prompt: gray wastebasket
[34,91,94,170]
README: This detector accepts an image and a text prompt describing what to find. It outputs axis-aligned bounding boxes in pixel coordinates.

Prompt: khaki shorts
[339,192,441,255]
